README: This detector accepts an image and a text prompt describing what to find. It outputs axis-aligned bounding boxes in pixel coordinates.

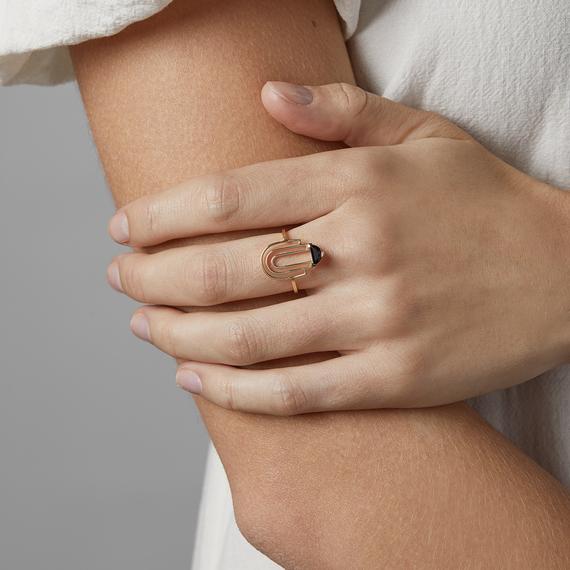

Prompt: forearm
[229,404,570,569]
[70,1,570,567]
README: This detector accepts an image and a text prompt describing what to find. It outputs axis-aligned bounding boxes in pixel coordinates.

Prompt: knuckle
[219,373,240,411]
[119,258,150,302]
[142,199,161,235]
[384,345,428,403]
[193,251,229,305]
[224,318,263,365]
[318,150,356,201]
[378,276,422,335]
[269,373,309,416]
[364,147,396,182]
[364,295,391,330]
[417,110,466,140]
[204,173,241,223]
[336,82,369,120]
[346,148,396,196]
[355,150,382,186]
[155,319,180,357]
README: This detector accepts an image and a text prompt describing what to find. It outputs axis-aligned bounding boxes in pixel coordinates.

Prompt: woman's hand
[107,82,570,414]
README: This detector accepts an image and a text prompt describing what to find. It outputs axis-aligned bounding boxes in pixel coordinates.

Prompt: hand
[106,81,570,414]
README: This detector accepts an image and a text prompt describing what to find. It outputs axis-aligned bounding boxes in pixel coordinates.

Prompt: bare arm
[70,0,570,567]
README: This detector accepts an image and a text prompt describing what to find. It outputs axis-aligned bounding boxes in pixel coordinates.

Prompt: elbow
[231,478,321,568]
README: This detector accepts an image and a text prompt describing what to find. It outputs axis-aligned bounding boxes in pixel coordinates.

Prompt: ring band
[261,228,324,294]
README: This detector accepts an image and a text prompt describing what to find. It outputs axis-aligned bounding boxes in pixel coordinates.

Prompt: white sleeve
[0,0,361,86]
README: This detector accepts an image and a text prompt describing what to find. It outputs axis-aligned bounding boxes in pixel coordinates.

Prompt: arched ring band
[261,229,324,294]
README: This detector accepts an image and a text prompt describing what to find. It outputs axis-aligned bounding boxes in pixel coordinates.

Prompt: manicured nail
[267,81,313,105]
[130,312,151,342]
[176,368,203,395]
[107,261,123,293]
[109,211,130,243]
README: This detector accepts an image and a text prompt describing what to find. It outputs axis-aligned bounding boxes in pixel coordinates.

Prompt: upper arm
[70,2,570,568]
[70,0,355,500]
[70,0,352,203]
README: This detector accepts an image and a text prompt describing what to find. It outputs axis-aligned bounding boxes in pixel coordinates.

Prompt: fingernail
[267,81,313,105]
[130,312,151,342]
[107,261,123,293]
[109,211,130,243]
[176,368,203,395]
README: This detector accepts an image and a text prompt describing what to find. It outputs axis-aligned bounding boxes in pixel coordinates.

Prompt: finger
[174,354,386,415]
[261,81,470,148]
[108,223,339,306]
[130,295,366,366]
[108,151,349,247]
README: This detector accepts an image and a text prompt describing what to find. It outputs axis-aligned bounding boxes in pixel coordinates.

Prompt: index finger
[108,149,352,247]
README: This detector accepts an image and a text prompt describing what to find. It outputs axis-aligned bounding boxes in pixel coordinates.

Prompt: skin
[70,0,570,567]
[108,81,570,413]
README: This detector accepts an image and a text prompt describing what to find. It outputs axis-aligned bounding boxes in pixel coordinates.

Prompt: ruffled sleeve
[0,0,361,86]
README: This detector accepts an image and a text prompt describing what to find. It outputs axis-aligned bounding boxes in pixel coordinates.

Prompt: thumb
[261,81,469,147]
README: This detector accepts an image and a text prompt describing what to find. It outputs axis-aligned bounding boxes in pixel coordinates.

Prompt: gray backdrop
[0,83,209,569]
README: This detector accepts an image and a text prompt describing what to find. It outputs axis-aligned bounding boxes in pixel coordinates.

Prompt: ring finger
[108,220,344,306]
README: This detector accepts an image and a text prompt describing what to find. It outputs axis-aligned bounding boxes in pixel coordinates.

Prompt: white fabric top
[0,0,360,85]
[2,0,569,568]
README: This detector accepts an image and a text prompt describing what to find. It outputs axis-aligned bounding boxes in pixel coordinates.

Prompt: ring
[261,229,324,294]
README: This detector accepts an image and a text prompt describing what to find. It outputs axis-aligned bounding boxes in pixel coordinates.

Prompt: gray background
[0,83,209,569]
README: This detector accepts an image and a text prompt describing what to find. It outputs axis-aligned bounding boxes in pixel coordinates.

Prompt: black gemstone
[309,244,322,265]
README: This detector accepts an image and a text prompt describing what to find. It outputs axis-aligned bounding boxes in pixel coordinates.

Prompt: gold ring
[261,228,324,294]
